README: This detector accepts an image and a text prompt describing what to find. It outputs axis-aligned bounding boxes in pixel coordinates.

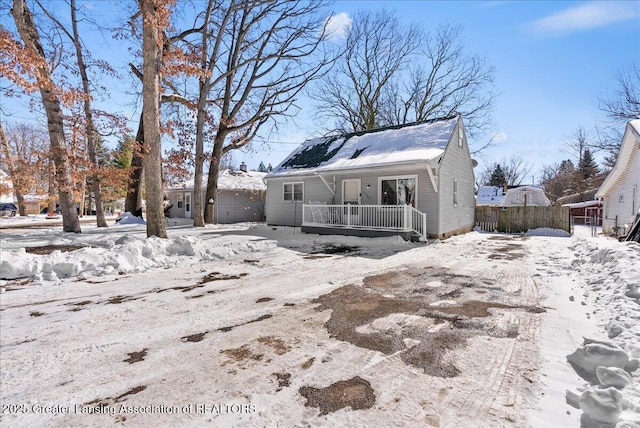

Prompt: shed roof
[266,115,460,178]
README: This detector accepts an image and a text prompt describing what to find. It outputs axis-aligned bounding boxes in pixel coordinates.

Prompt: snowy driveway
[1,222,638,427]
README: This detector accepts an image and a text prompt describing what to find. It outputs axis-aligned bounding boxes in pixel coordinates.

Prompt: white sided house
[166,167,266,224]
[264,115,475,240]
[596,119,640,236]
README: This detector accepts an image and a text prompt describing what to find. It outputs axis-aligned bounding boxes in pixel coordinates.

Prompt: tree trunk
[69,0,107,226]
[0,121,26,216]
[11,0,80,232]
[204,130,225,224]
[192,83,207,227]
[140,0,166,238]
[125,113,144,216]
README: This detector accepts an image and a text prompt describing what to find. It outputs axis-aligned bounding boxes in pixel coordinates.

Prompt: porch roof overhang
[263,158,440,181]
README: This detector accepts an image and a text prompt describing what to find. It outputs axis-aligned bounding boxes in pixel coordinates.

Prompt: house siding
[216,190,265,223]
[166,188,266,224]
[265,167,442,234]
[436,122,475,238]
[602,141,640,234]
[266,177,329,226]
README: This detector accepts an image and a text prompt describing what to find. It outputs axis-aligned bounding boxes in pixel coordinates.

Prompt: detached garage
[166,167,266,224]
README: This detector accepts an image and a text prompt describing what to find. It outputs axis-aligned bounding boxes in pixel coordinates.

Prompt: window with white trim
[283,182,303,202]
[177,192,183,208]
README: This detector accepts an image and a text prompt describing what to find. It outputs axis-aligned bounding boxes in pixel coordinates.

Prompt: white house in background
[165,166,266,224]
[499,185,551,207]
[596,119,640,235]
[476,185,506,206]
[263,114,476,240]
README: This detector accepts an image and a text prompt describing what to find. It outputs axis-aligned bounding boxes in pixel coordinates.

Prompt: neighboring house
[557,189,602,226]
[596,119,640,236]
[476,185,506,206]
[263,114,475,240]
[499,186,551,207]
[166,166,266,224]
[0,170,13,203]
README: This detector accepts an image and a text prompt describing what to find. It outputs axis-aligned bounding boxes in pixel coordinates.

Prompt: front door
[342,179,361,225]
[185,193,192,218]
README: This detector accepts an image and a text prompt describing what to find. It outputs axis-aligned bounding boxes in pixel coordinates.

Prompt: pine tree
[578,148,599,182]
[267,163,273,172]
[257,161,267,172]
[488,164,506,187]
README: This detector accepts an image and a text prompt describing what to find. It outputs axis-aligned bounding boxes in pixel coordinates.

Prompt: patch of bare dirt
[313,266,542,376]
[84,385,147,407]
[256,297,274,303]
[299,376,376,416]
[107,295,140,305]
[217,314,273,333]
[301,357,315,370]
[199,272,248,284]
[313,244,359,255]
[29,311,45,317]
[273,372,291,391]
[24,245,86,255]
[181,332,207,343]
[123,349,148,364]
[488,243,526,260]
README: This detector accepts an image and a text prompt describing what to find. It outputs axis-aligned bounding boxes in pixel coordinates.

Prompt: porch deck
[301,204,427,240]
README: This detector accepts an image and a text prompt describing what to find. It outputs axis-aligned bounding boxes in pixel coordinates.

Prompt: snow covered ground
[0,218,638,427]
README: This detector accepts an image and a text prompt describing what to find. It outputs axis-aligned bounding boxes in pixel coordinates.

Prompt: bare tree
[199,0,336,223]
[312,10,496,143]
[10,0,81,232]
[35,0,108,226]
[478,155,532,187]
[313,8,419,132]
[600,62,640,122]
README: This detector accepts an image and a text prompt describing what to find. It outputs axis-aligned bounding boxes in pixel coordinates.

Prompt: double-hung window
[283,182,303,202]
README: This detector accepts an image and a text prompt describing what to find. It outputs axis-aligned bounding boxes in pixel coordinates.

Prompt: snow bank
[115,212,146,225]
[525,227,571,237]
[565,238,640,425]
[0,235,276,281]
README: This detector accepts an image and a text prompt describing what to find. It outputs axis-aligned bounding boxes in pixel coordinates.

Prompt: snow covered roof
[562,200,602,209]
[596,119,640,199]
[266,115,460,178]
[476,185,506,206]
[170,170,266,192]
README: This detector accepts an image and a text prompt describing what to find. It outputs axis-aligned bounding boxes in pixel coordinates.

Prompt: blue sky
[2,1,639,183]
[249,0,640,181]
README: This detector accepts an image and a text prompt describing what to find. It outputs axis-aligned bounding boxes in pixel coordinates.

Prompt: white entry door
[185,193,192,218]
[342,179,361,225]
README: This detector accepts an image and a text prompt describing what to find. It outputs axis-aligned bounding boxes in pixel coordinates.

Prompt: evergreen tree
[257,161,267,172]
[488,164,506,186]
[267,163,273,172]
[578,148,599,182]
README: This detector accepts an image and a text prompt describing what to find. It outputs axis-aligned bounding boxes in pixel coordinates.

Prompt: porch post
[403,205,409,231]
[347,203,351,227]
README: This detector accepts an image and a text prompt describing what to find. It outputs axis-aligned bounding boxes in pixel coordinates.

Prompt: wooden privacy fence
[475,205,571,234]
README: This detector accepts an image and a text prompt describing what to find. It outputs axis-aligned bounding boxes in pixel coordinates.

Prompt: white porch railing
[302,204,427,239]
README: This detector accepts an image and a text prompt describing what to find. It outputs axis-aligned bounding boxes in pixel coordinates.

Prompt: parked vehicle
[0,202,17,217]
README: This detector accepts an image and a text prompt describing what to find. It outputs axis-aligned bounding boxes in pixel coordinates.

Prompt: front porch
[301,204,427,240]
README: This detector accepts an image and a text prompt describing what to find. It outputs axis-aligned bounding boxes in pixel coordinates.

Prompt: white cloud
[492,132,507,143]
[529,1,639,36]
[325,12,352,40]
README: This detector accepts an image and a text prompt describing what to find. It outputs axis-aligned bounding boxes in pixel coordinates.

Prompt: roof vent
[239,162,247,172]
